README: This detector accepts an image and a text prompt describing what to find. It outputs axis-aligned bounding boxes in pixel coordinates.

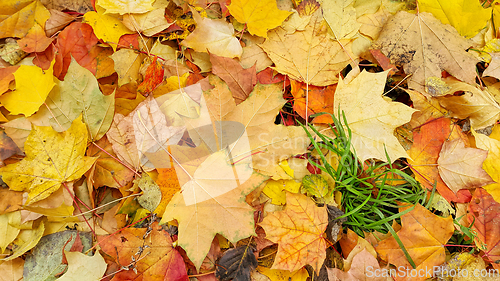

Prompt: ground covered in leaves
[1,0,500,280]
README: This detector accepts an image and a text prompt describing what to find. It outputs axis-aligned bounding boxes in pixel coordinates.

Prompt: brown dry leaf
[44,9,76,37]
[375,204,454,281]
[259,191,328,272]
[17,23,54,53]
[373,11,479,91]
[41,0,93,14]
[437,138,493,193]
[260,9,354,86]
[483,53,500,80]
[106,113,141,171]
[210,53,256,104]
[435,78,500,130]
[0,258,24,281]
[122,8,173,37]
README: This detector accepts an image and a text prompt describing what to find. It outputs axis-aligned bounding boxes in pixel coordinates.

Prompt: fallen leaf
[160,173,267,270]
[41,0,93,14]
[215,246,257,281]
[0,61,55,117]
[17,23,54,53]
[327,248,385,281]
[290,79,335,123]
[473,126,500,203]
[44,9,76,37]
[260,191,328,272]
[99,221,188,280]
[0,0,50,38]
[0,258,24,281]
[468,188,500,270]
[122,8,173,37]
[257,267,309,281]
[53,22,99,80]
[437,138,493,193]
[0,211,21,253]
[0,117,96,204]
[2,220,44,261]
[408,117,471,203]
[260,9,353,86]
[0,66,18,95]
[435,78,500,130]
[97,0,155,14]
[373,11,479,91]
[483,53,500,80]
[406,89,448,129]
[210,53,256,104]
[228,0,292,38]
[2,117,32,152]
[106,113,141,170]
[154,166,181,216]
[333,70,416,163]
[418,0,491,38]
[83,7,134,51]
[137,56,164,96]
[181,9,243,58]
[321,0,360,40]
[110,48,146,87]
[43,57,115,141]
[57,251,106,281]
[262,179,301,205]
[375,204,454,281]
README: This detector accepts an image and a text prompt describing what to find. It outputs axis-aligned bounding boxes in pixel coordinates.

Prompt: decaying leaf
[373,11,479,91]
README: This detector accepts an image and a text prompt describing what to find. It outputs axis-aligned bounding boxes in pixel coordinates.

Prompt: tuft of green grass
[301,111,432,269]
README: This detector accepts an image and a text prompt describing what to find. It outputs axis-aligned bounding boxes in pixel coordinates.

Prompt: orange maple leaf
[259,191,328,272]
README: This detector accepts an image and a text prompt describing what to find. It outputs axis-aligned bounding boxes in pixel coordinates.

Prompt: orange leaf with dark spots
[259,191,328,272]
[138,56,164,96]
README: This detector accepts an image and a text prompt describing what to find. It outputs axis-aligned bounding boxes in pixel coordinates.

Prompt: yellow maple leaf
[0,61,55,117]
[83,7,134,51]
[97,0,154,14]
[228,0,292,38]
[472,127,500,203]
[334,70,416,163]
[418,0,491,38]
[122,8,173,37]
[57,251,106,281]
[321,0,360,40]
[260,9,354,86]
[0,117,96,205]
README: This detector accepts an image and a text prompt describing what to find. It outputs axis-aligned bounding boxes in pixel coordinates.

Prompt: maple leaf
[375,204,454,281]
[373,11,479,91]
[110,48,146,87]
[215,245,258,281]
[137,56,165,96]
[437,138,493,193]
[0,61,55,117]
[259,191,328,272]
[260,9,354,86]
[0,117,96,204]
[468,188,500,270]
[160,173,267,270]
[407,118,471,203]
[99,222,189,280]
[321,0,360,40]
[181,9,243,59]
[227,0,292,38]
[333,70,416,163]
[418,0,491,38]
